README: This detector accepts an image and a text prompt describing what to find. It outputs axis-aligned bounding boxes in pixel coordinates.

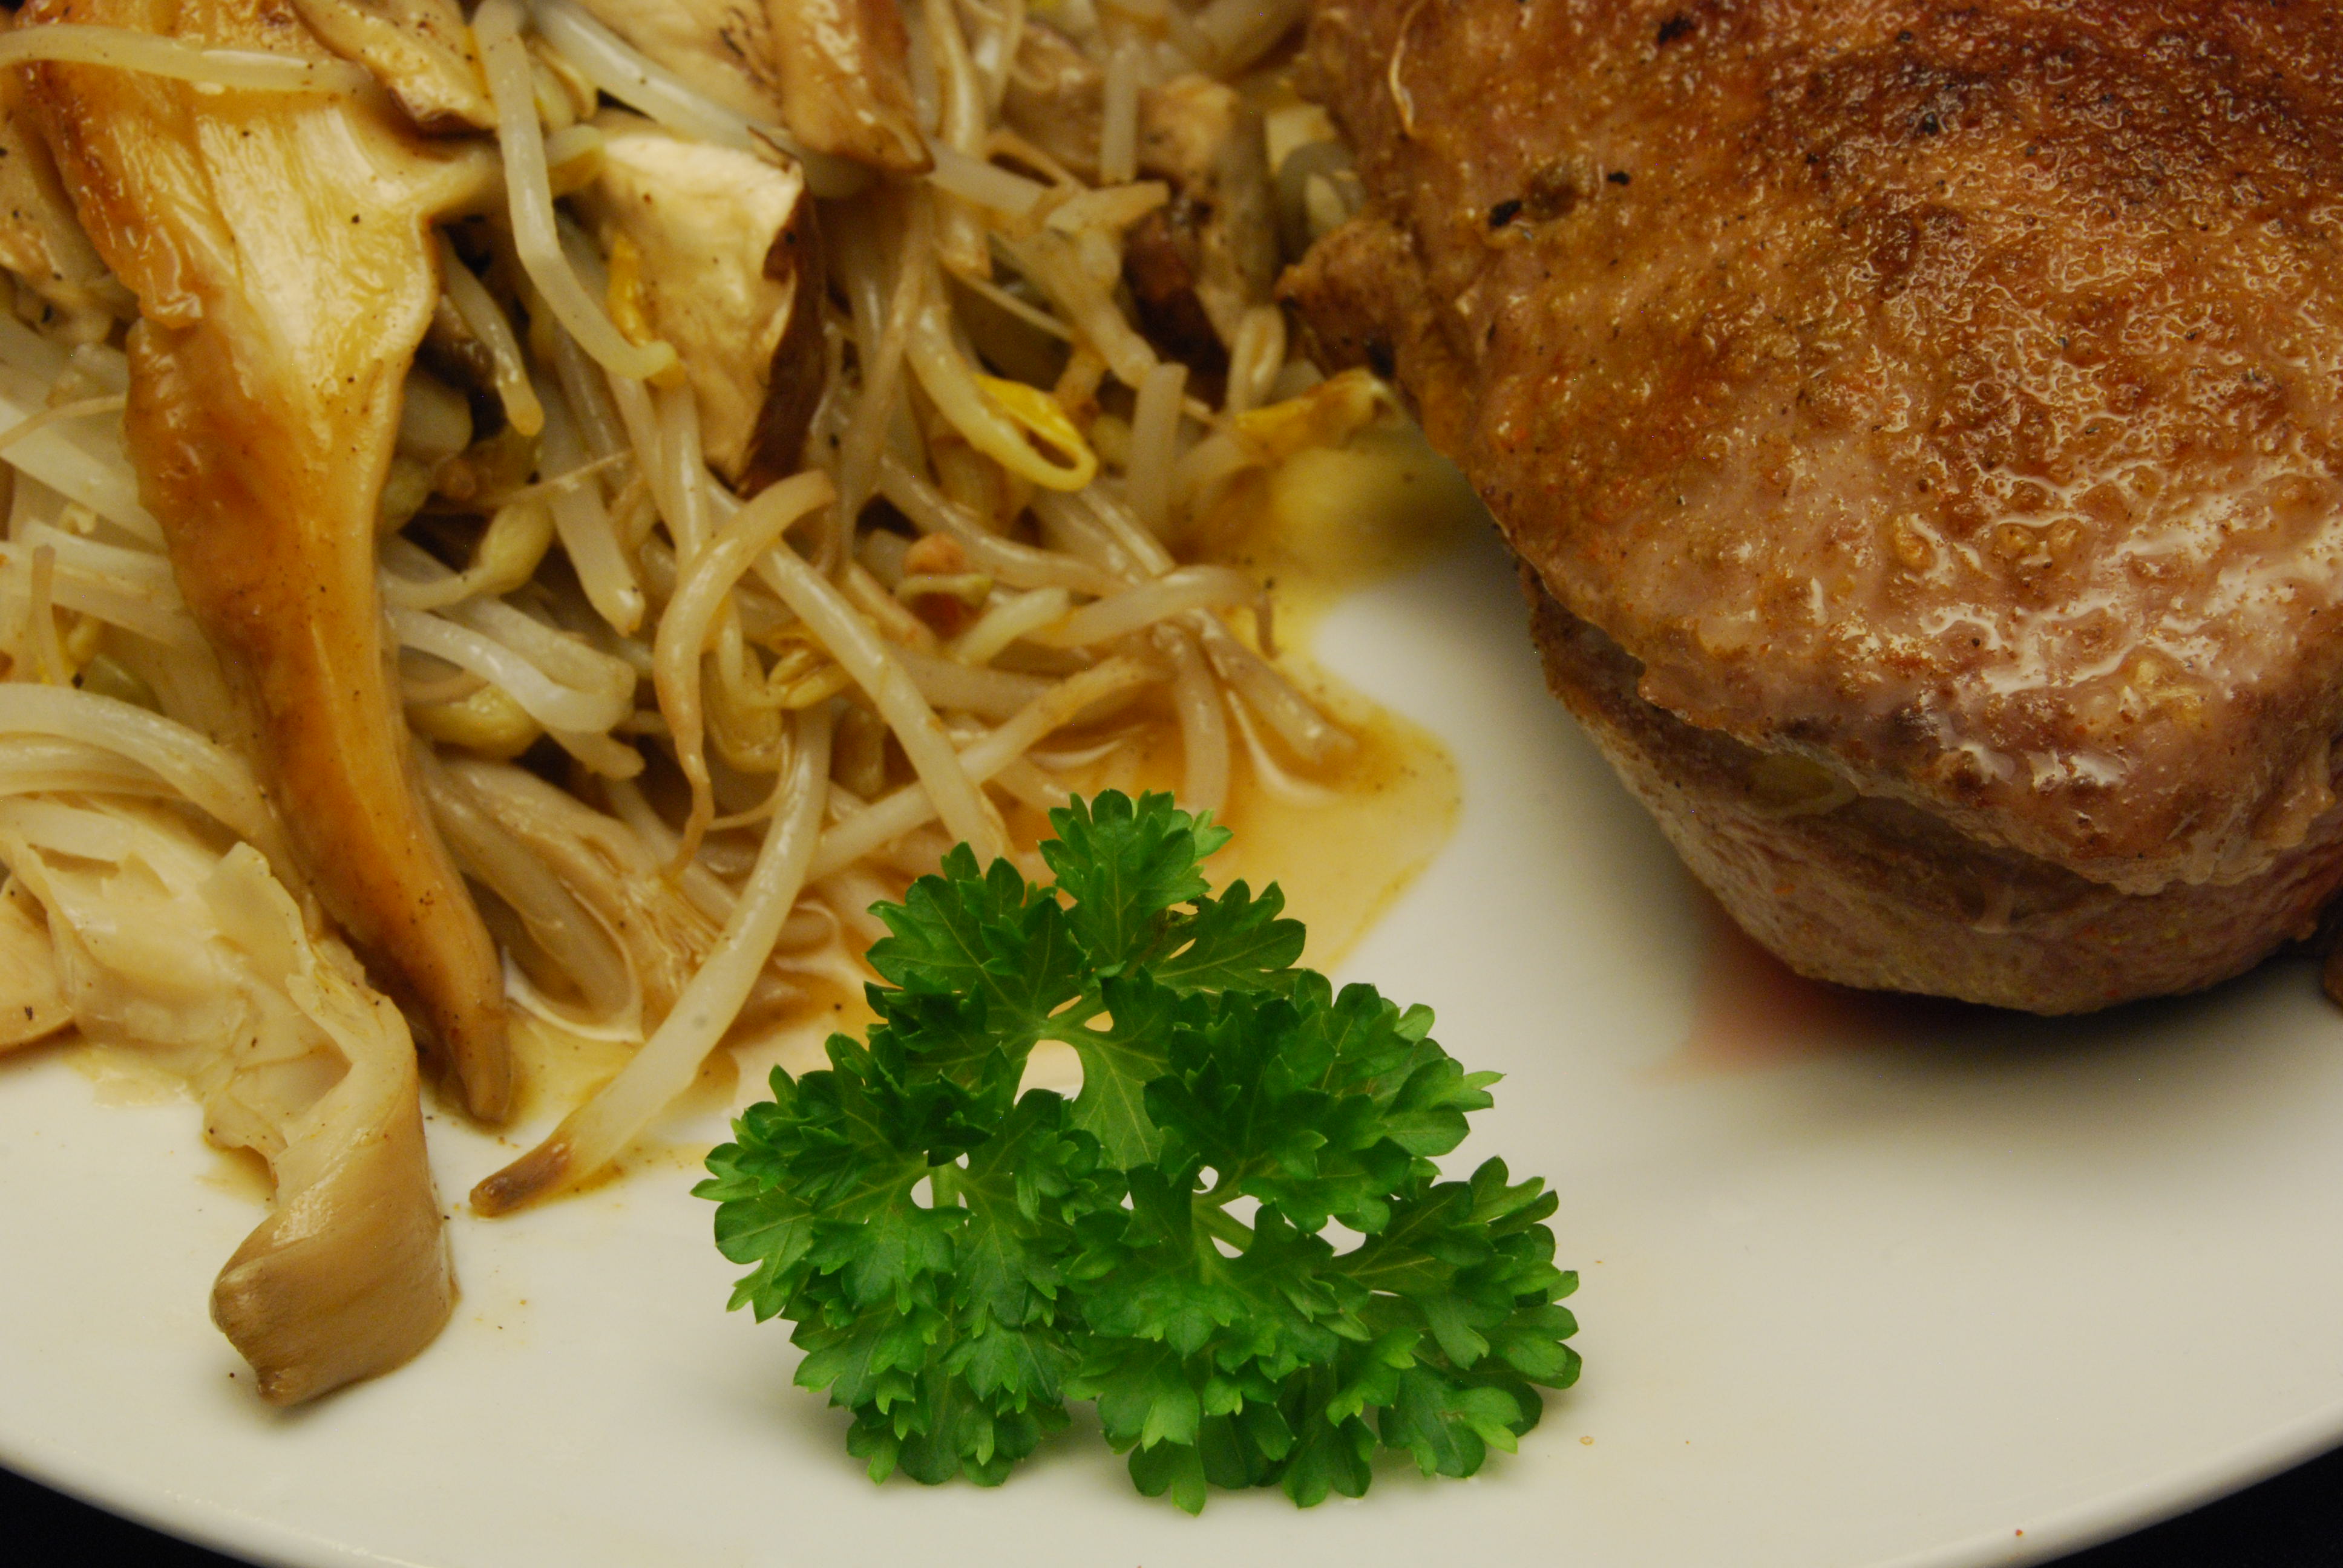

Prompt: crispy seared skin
[1529,578,2343,1012]
[1285,1,2343,909]
[27,0,513,1114]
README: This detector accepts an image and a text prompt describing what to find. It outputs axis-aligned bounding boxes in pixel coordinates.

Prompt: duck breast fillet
[1283,0,2343,1011]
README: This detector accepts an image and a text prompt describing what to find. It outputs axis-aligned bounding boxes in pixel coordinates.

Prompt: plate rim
[12,1385,2343,1568]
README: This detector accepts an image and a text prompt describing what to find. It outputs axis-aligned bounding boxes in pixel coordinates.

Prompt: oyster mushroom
[567,0,782,122]
[1130,74,1276,349]
[23,0,514,1119]
[422,753,801,1045]
[1000,31,1276,354]
[569,109,823,491]
[0,796,452,1404]
[0,13,122,344]
[1000,21,1102,176]
[290,0,493,133]
[764,0,923,171]
[571,0,926,171]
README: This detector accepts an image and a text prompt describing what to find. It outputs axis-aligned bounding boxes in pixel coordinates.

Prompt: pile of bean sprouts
[0,0,1380,1204]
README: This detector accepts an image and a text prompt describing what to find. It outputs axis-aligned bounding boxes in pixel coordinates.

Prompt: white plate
[8,524,2343,1568]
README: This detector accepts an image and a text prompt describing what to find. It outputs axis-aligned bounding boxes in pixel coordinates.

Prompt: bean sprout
[0,0,1397,1225]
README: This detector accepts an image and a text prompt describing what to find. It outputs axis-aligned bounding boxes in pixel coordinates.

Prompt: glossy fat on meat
[1529,577,2343,1012]
[24,0,513,1116]
[1283,0,2343,898]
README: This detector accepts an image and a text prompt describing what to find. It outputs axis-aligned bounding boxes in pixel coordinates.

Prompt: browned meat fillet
[1532,580,2343,1011]
[1283,0,2343,1010]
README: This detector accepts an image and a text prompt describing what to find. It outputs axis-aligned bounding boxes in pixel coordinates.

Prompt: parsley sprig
[696,791,1580,1511]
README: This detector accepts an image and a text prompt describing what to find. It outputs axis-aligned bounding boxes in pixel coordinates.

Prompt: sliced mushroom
[0,13,122,344]
[290,0,493,133]
[24,0,514,1120]
[569,109,822,491]
[1123,205,1227,379]
[999,38,1276,354]
[766,0,924,172]
[1001,21,1104,176]
[416,295,506,440]
[0,797,452,1404]
[431,755,798,1037]
[569,0,785,122]
[571,0,926,171]
[1133,74,1276,347]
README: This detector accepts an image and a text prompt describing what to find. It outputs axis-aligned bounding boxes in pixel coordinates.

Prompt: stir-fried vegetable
[0,0,1397,1402]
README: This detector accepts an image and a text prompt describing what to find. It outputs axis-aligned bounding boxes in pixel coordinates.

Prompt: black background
[9,1442,2343,1565]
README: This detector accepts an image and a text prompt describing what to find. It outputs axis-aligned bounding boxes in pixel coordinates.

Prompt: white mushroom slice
[569,0,925,171]
[571,109,822,489]
[568,0,785,123]
[290,0,493,132]
[1000,45,1277,351]
[0,796,453,1404]
[1001,22,1104,176]
[765,0,923,172]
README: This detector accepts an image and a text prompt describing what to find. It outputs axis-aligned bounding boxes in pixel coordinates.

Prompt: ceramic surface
[7,528,2341,1567]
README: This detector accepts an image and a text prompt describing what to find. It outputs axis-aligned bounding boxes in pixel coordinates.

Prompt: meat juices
[1284,0,2343,1011]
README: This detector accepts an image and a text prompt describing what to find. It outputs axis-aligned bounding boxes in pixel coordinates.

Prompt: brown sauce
[1044,683,1458,968]
[491,419,1481,1158]
[502,972,859,1140]
[499,1012,636,1131]
[200,1142,274,1203]
[1086,416,1480,965]
[1660,893,1945,1076]
[66,1039,185,1105]
[39,1034,273,1201]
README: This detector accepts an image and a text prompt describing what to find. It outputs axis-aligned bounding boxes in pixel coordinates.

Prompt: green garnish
[696,790,1580,1512]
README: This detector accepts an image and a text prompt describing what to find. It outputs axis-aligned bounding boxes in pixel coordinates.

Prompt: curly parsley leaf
[698,791,1579,1511]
